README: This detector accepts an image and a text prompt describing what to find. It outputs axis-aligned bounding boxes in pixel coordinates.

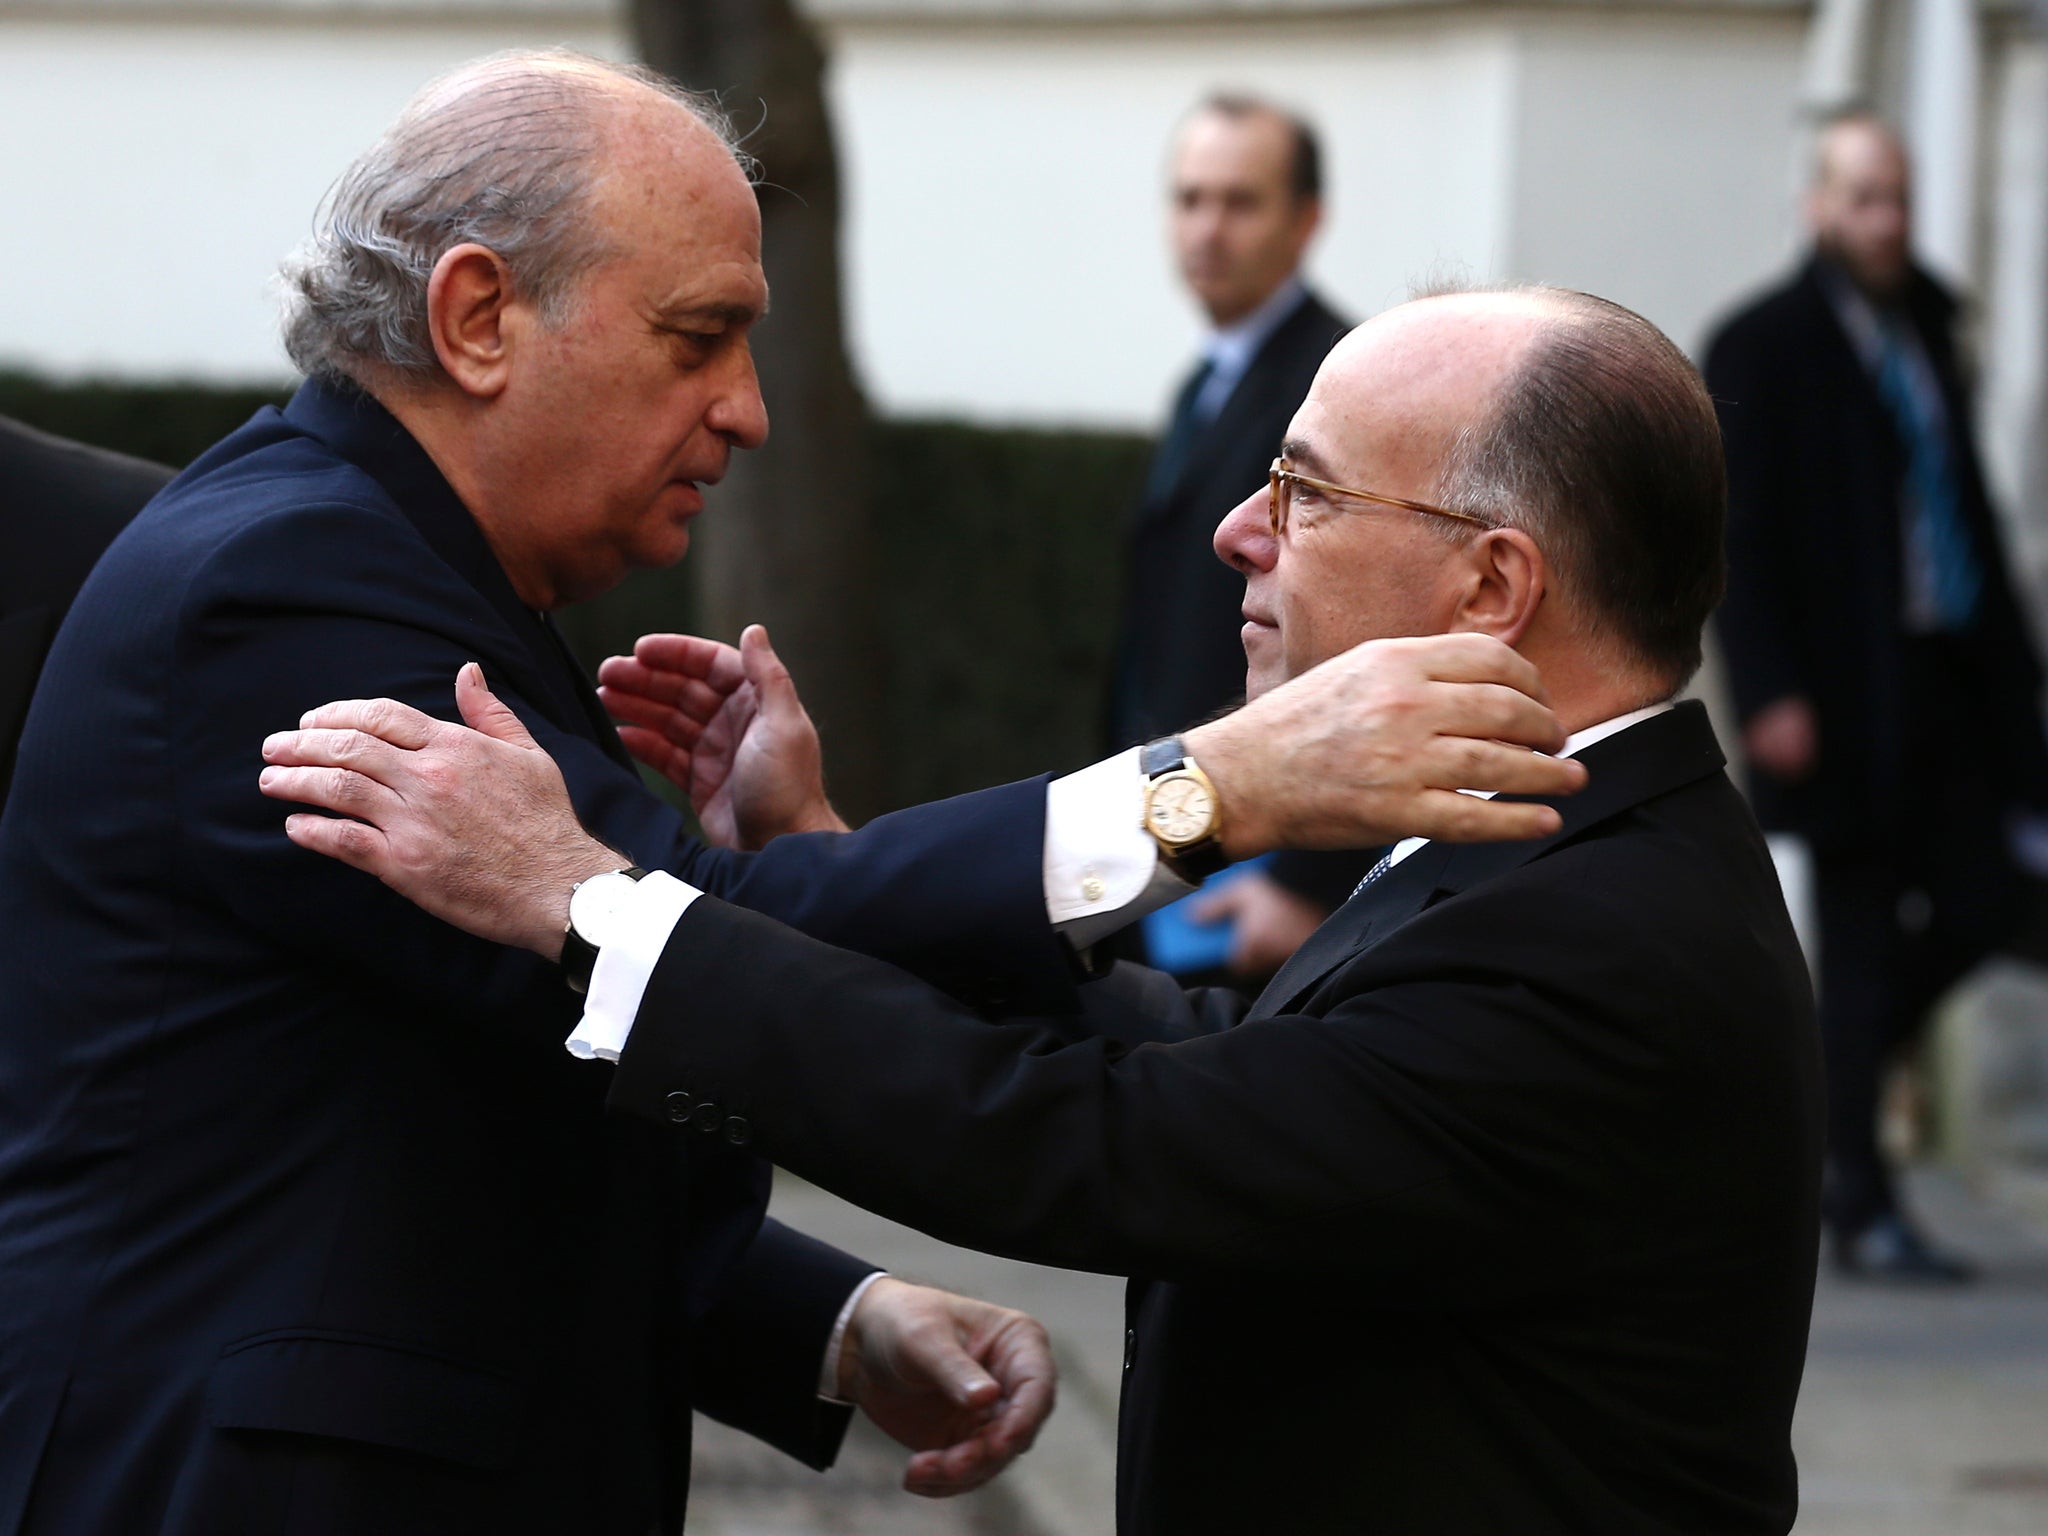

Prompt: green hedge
[1,374,1150,809]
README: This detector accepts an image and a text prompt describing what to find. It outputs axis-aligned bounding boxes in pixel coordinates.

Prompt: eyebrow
[1279,437,1335,480]
[653,299,766,328]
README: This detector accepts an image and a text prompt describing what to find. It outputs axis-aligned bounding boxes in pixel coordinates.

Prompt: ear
[1448,527,1545,648]
[424,243,524,399]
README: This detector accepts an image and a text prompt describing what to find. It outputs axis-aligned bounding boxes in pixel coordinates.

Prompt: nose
[1214,484,1275,576]
[708,341,770,450]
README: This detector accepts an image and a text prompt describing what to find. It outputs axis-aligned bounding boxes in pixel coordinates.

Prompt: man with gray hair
[0,49,1572,1535]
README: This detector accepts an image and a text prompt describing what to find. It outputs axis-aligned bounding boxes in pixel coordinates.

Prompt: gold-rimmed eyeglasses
[1267,457,1497,540]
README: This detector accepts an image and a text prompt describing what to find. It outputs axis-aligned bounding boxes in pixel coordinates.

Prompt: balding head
[281,49,747,387]
[1214,287,1723,707]
[1806,111,1913,298]
[1428,288,1727,686]
[1304,291,1552,496]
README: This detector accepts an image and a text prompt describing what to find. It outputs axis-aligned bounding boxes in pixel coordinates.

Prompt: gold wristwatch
[1140,737,1227,881]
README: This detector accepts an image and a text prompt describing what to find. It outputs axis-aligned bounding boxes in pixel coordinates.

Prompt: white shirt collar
[1204,274,1308,377]
[1557,700,1674,759]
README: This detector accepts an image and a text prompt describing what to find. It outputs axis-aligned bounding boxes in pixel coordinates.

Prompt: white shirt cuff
[567,753,1191,1064]
[564,869,702,1063]
[1045,747,1191,949]
[817,1270,889,1403]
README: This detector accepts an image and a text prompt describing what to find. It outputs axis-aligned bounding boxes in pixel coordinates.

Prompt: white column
[1980,38,2048,622]
[1800,0,1878,112]
[1903,0,1984,287]
[1790,0,1880,209]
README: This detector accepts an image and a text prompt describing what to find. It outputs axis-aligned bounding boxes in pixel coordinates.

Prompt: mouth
[663,479,708,519]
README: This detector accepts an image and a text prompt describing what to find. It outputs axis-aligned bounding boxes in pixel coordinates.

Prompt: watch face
[1148,774,1217,845]
[569,871,639,946]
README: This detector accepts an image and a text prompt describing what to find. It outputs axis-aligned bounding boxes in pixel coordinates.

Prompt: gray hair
[280,49,750,386]
[1426,284,1727,686]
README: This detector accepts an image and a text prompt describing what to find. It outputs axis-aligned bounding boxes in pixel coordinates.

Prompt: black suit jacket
[1705,256,2048,848]
[609,703,1823,1534]
[0,414,172,808]
[0,380,1073,1535]
[1113,286,1364,904]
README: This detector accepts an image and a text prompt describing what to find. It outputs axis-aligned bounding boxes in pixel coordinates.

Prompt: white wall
[824,16,1519,428]
[0,4,1808,424]
[0,12,628,383]
[825,8,1808,427]
[1508,11,1808,357]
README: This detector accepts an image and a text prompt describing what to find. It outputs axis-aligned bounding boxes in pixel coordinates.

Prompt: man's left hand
[1189,871,1327,978]
[838,1277,1056,1497]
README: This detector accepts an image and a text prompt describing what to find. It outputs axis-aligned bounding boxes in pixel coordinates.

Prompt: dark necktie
[1141,356,1217,506]
[1874,316,1979,630]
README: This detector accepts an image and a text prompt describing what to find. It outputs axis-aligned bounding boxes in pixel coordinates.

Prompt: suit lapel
[1252,702,1727,1018]
[1251,839,1453,1015]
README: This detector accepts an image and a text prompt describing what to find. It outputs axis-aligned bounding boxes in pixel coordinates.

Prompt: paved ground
[1793,1170,2048,1534]
[685,1168,2048,1536]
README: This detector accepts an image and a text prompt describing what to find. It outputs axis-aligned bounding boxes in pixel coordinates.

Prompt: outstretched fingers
[280,809,393,878]
[1423,731,1588,801]
[1421,675,1569,756]
[293,695,442,749]
[626,632,747,691]
[262,724,415,791]
[1412,788,1566,844]
[1409,631,1552,699]
[595,683,713,748]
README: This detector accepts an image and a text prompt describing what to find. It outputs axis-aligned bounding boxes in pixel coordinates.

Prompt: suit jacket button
[722,1116,752,1146]
[692,1101,723,1134]
[664,1091,693,1125]
[1123,1328,1136,1371]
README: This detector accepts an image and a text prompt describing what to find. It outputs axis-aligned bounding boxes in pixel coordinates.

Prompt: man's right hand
[1742,695,1818,783]
[1183,633,1587,856]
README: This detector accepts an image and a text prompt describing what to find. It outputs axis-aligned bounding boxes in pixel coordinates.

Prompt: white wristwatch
[560,866,648,995]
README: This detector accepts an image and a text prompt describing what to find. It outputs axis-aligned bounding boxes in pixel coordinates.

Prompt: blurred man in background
[1707,110,2048,1282]
[1110,92,1367,981]
[0,415,169,808]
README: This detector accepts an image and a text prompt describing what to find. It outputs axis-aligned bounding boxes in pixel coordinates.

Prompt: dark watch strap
[1140,737,1228,881]
[561,866,648,997]
[1163,833,1229,883]
[1139,736,1189,777]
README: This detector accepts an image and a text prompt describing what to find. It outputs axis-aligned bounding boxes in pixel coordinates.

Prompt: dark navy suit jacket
[0,380,1071,1535]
